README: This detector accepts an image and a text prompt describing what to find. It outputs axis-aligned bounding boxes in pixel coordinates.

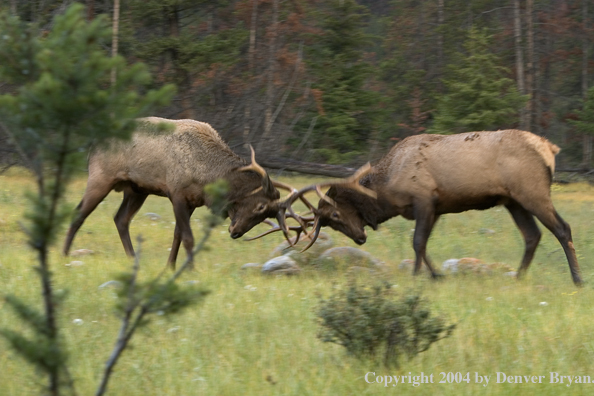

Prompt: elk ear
[238,145,276,197]
[261,173,276,198]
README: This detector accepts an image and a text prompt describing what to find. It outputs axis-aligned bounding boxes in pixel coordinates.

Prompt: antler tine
[334,162,377,199]
[300,217,322,253]
[244,220,304,242]
[297,194,316,212]
[271,180,296,192]
[238,145,267,178]
[272,180,317,212]
[280,162,375,209]
[285,206,315,239]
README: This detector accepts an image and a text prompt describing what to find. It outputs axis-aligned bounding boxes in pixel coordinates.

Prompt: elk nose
[231,232,242,239]
[354,237,366,245]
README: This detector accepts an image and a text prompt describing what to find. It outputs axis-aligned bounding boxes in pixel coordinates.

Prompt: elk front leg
[167,207,195,267]
[114,189,148,257]
[412,205,440,278]
[170,200,195,270]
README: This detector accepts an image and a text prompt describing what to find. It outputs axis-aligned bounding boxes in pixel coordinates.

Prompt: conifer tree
[570,86,594,168]
[430,27,528,134]
[0,5,174,394]
[303,0,380,164]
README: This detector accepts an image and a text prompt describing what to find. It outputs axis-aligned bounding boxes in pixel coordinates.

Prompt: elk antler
[282,162,376,208]
[238,147,316,245]
[244,217,315,246]
[238,145,267,177]
[238,145,276,196]
[276,162,377,251]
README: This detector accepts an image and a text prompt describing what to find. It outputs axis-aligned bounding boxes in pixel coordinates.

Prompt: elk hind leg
[524,199,582,286]
[505,201,541,279]
[114,189,148,257]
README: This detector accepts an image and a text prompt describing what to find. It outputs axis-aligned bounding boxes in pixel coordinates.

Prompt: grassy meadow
[1,168,594,395]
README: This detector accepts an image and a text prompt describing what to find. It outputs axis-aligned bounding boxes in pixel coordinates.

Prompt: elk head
[226,146,305,241]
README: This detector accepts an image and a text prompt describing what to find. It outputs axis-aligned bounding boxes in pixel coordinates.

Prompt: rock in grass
[313,247,384,271]
[70,249,94,257]
[442,258,516,275]
[144,212,162,221]
[441,259,461,273]
[397,259,431,273]
[65,261,85,267]
[261,256,301,275]
[269,232,333,266]
[98,280,123,290]
[269,268,301,276]
[241,263,262,270]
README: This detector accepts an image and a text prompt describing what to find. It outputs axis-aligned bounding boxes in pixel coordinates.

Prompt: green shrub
[316,281,455,367]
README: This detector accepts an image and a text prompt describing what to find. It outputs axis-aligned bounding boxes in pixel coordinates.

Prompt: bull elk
[280,130,582,285]
[63,117,296,268]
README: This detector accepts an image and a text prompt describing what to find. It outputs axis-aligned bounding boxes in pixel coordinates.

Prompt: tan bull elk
[63,117,295,268]
[281,130,583,285]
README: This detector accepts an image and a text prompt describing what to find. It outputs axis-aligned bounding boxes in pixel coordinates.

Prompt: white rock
[98,280,123,290]
[241,263,262,270]
[70,249,94,257]
[261,256,300,274]
[442,259,460,273]
[144,212,161,221]
[65,261,84,267]
[315,247,384,269]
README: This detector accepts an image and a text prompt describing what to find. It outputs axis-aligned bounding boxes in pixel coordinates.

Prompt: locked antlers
[245,162,377,251]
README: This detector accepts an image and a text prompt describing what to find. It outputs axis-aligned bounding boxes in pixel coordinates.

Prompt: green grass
[1,168,594,395]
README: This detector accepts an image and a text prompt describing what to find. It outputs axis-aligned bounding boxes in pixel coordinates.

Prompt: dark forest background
[1,0,593,171]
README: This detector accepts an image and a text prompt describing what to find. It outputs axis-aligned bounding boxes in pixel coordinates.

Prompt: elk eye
[332,211,340,219]
[255,203,266,212]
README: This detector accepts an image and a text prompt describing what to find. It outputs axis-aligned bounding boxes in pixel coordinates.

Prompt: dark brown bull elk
[283,130,583,286]
[63,117,294,268]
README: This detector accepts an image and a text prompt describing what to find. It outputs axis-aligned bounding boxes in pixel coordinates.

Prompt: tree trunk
[110,0,120,87]
[542,3,553,139]
[525,0,534,132]
[244,0,259,149]
[166,5,194,119]
[513,0,527,129]
[87,0,95,20]
[437,0,444,92]
[582,0,592,168]
[258,0,279,153]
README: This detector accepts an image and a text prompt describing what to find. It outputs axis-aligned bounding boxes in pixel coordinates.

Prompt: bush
[316,281,455,367]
